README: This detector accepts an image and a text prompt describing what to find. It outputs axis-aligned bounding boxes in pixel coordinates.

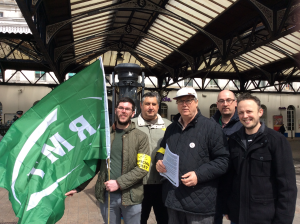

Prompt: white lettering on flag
[26,165,79,211]
[11,109,58,205]
[41,133,74,163]
[69,115,96,142]
[28,168,45,179]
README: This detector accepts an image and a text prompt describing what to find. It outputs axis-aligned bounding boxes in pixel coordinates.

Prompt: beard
[116,114,131,126]
[244,120,260,130]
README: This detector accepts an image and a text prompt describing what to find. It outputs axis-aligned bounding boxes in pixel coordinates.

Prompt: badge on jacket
[189,142,195,148]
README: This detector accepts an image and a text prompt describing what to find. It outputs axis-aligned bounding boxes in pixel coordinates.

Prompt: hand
[104,180,120,192]
[65,189,77,197]
[156,160,167,173]
[225,215,230,220]
[181,171,198,187]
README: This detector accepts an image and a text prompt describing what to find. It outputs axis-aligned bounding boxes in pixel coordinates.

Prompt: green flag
[0,58,110,223]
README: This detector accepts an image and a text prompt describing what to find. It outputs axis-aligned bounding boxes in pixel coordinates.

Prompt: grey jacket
[132,114,172,184]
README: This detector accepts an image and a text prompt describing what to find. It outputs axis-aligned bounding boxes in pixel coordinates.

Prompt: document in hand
[160,144,179,187]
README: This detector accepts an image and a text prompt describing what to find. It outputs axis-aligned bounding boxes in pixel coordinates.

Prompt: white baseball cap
[173,87,198,99]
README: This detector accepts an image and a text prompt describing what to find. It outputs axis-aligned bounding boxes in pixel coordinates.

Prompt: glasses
[217,99,235,104]
[176,98,195,105]
[117,106,132,112]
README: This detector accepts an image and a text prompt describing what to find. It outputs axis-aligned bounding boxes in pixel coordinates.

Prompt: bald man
[212,90,243,137]
[212,90,243,224]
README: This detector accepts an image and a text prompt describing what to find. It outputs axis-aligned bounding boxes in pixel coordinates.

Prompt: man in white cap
[155,87,229,224]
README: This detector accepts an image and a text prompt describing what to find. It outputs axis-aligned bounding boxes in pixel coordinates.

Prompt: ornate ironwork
[277,8,286,30]
[250,0,273,31]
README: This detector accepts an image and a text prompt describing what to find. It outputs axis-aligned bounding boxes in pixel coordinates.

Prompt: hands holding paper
[156,160,166,173]
[181,171,198,187]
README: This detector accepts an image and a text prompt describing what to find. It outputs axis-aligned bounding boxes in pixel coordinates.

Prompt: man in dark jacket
[155,87,229,224]
[223,93,297,224]
[212,90,243,224]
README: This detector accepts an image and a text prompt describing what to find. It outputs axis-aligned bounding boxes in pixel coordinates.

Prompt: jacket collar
[136,113,164,126]
[174,108,201,127]
[111,121,136,133]
[234,122,266,148]
[212,108,240,125]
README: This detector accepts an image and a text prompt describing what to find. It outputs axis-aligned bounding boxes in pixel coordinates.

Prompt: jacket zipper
[232,137,248,224]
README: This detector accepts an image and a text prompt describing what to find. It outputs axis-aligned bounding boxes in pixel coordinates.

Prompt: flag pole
[107,158,111,224]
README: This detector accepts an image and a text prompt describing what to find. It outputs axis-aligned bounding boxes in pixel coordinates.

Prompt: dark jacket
[77,121,150,206]
[211,109,243,137]
[224,123,297,224]
[156,110,229,215]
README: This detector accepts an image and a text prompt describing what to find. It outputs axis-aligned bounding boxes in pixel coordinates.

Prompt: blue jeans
[100,192,141,224]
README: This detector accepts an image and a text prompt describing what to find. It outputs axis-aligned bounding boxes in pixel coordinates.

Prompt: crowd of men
[66,87,297,224]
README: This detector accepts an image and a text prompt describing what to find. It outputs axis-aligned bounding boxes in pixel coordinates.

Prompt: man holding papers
[156,87,229,224]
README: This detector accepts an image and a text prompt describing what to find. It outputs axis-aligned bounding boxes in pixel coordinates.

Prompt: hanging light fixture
[116,52,124,64]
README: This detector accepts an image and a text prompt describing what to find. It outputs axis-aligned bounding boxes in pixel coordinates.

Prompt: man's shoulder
[161,117,172,126]
[131,127,148,138]
[265,127,287,142]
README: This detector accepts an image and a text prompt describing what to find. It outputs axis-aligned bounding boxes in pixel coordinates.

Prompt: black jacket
[211,109,243,137]
[224,123,297,224]
[156,110,229,215]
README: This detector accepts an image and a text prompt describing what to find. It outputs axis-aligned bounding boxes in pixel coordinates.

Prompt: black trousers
[141,184,168,224]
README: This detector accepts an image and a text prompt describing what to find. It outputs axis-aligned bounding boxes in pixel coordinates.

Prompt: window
[68,73,76,79]
[208,79,218,88]
[233,80,240,88]
[260,105,267,124]
[184,78,193,87]
[161,103,168,118]
[209,104,218,118]
[0,12,3,17]
[287,105,295,131]
[35,71,46,81]
[259,81,267,88]
[105,74,110,83]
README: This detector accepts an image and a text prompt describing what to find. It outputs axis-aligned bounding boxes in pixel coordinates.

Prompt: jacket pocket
[250,196,276,223]
[250,153,272,176]
[130,184,144,203]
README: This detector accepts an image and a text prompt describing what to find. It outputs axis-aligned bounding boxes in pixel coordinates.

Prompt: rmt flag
[0,58,110,223]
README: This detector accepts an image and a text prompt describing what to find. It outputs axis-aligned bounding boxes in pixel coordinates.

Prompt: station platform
[0,138,299,224]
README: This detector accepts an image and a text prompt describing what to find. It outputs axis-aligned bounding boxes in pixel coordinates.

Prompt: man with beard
[223,93,297,224]
[212,90,242,224]
[131,92,171,224]
[65,97,150,224]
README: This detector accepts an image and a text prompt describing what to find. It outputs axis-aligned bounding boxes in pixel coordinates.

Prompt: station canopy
[1,0,300,92]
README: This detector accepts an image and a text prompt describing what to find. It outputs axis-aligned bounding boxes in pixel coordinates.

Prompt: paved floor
[0,138,299,224]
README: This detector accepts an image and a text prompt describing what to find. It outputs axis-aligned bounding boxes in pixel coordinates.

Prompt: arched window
[161,103,168,118]
[33,101,40,106]
[260,105,267,124]
[287,105,295,130]
[209,104,218,118]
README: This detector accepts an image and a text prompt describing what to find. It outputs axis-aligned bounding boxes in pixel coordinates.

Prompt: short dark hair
[141,92,160,104]
[237,93,261,109]
[116,97,135,111]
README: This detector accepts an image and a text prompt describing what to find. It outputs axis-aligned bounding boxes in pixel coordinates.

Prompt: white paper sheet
[160,144,179,187]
